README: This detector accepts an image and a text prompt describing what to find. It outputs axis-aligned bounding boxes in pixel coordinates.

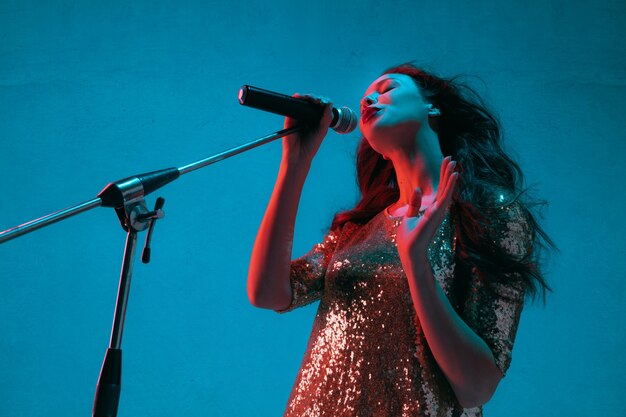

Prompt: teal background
[1,1,625,415]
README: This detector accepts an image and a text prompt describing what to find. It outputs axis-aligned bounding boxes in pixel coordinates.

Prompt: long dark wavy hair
[331,62,555,305]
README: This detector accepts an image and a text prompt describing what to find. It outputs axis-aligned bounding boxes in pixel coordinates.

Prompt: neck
[388,128,442,211]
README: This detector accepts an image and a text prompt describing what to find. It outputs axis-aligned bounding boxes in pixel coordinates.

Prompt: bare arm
[397,159,501,408]
[404,256,502,408]
[247,95,333,310]
[247,159,311,310]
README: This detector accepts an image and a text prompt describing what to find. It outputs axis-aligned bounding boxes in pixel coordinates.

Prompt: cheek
[378,110,422,133]
[390,105,424,124]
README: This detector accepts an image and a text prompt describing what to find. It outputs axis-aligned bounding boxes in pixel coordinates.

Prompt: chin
[363,134,389,157]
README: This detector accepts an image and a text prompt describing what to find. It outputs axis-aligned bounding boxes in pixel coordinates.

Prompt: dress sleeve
[275,226,343,313]
[463,198,533,376]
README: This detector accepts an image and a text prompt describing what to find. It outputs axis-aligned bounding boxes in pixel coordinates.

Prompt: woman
[247,63,552,416]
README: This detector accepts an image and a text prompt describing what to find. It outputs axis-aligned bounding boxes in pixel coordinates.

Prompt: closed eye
[380,84,395,93]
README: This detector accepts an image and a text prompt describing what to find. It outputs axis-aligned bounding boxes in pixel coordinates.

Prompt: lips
[361,106,382,123]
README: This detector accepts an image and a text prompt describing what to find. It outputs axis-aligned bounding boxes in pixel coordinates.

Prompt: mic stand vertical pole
[92,229,137,417]
[90,125,304,416]
[93,199,154,417]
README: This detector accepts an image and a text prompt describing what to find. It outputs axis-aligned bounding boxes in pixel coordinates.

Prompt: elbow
[249,296,290,311]
[455,369,502,409]
[247,279,291,311]
[248,293,286,310]
[247,291,264,309]
[247,287,272,309]
[457,385,496,409]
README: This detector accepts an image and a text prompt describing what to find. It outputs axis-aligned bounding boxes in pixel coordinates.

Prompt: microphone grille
[332,107,359,134]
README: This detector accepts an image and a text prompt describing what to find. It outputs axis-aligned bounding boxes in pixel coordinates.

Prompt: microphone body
[238,85,358,134]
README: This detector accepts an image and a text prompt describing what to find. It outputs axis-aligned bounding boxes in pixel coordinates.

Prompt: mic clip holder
[140,197,165,264]
[97,167,179,232]
[99,176,149,232]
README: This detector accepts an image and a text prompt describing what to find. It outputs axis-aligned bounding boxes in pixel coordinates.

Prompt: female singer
[247,62,553,416]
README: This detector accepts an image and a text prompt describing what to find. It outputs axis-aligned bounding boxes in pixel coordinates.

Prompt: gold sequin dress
[277,196,531,417]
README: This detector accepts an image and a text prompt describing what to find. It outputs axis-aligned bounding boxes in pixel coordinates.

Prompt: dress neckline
[383,206,403,220]
[383,205,427,220]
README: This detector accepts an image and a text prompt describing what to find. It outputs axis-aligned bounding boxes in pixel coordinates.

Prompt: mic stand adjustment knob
[139,197,165,264]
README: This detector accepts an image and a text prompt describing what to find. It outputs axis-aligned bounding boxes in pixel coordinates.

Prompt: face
[359,73,432,155]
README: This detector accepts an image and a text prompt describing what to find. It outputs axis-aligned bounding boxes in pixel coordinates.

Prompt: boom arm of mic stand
[0,125,303,244]
[178,125,302,175]
[0,198,103,244]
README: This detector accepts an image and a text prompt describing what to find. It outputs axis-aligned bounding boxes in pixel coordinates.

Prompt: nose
[361,94,376,110]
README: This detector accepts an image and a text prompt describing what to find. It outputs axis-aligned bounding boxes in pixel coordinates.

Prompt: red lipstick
[362,106,381,123]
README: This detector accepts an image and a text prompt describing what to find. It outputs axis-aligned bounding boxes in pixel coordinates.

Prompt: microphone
[238,85,358,134]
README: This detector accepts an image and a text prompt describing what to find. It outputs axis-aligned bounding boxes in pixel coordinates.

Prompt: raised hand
[396,156,460,262]
[282,94,333,166]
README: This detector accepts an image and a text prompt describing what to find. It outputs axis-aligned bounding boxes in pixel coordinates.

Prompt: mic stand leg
[93,200,150,417]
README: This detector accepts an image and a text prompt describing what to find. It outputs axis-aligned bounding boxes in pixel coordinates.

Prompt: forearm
[404,255,502,408]
[247,158,311,310]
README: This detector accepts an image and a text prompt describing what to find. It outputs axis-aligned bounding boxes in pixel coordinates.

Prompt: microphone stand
[0,125,302,417]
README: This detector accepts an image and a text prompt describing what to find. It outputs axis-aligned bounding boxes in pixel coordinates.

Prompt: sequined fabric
[277,195,531,417]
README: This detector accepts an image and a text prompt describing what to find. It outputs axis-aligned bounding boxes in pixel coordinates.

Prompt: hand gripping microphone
[238,85,358,134]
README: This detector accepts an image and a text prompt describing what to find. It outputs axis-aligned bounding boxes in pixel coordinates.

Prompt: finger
[444,160,456,186]
[321,102,334,124]
[437,161,457,200]
[443,171,459,204]
[423,170,459,229]
[295,94,333,113]
[296,93,327,104]
[406,188,423,217]
[437,171,459,215]
[436,157,452,201]
[290,94,333,130]
[439,156,451,185]
[302,95,333,125]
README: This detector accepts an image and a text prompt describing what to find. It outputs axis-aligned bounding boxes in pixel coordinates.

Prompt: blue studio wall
[1,1,625,416]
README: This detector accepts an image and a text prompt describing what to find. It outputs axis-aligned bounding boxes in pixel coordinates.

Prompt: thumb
[406,188,423,217]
